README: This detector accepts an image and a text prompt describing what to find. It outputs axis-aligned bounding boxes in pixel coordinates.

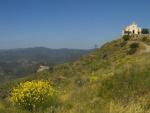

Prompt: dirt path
[128,41,150,54]
[141,42,150,53]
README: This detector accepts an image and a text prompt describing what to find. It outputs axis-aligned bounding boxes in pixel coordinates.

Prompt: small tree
[142,28,149,34]
[122,35,130,41]
[124,31,131,35]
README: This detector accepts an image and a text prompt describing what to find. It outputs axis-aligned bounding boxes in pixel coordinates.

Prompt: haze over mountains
[0,47,91,82]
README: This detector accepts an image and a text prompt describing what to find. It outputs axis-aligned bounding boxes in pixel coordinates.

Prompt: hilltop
[1,35,150,113]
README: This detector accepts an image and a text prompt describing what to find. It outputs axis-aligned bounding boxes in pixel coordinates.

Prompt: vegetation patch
[98,62,150,102]
[142,37,148,41]
[129,42,139,48]
[108,101,145,113]
[120,41,127,47]
[127,42,139,55]
[142,28,149,34]
[9,80,57,111]
[122,35,130,41]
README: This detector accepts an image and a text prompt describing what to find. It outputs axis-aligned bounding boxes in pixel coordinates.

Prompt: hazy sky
[0,0,150,49]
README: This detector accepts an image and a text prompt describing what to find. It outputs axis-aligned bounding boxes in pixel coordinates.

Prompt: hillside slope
[1,36,150,113]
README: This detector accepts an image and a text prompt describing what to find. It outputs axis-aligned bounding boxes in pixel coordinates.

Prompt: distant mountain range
[0,47,91,82]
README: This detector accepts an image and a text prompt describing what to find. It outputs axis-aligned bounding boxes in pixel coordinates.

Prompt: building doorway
[133,30,135,34]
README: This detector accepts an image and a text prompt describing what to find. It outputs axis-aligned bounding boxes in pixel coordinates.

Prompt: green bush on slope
[129,42,139,48]
[122,35,130,41]
[127,42,139,55]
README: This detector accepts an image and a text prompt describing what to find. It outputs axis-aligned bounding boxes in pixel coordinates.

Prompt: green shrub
[142,28,149,34]
[127,48,137,55]
[142,37,147,41]
[129,42,139,48]
[122,35,130,41]
[9,80,57,111]
[120,41,127,47]
[124,31,131,35]
[126,42,139,55]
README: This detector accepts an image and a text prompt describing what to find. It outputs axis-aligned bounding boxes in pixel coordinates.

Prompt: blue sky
[0,0,150,49]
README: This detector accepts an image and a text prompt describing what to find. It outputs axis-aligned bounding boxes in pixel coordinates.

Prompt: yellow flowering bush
[9,80,57,111]
[89,75,99,83]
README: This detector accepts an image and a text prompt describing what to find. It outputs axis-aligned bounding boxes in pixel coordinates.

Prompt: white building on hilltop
[122,22,141,35]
